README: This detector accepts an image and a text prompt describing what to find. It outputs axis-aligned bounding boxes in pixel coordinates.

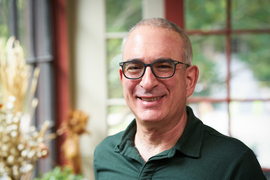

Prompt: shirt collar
[174,106,203,158]
[115,106,204,158]
[114,120,136,154]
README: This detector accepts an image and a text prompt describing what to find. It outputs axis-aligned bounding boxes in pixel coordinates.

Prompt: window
[106,0,143,135]
[0,0,27,50]
[0,0,55,175]
[105,0,270,170]
[183,0,270,169]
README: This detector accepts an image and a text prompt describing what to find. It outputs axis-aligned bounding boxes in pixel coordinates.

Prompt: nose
[139,66,159,91]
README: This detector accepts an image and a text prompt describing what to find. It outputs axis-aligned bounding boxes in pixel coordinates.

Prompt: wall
[67,0,107,179]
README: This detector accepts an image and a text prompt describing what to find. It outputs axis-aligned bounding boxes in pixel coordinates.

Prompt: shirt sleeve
[229,148,266,180]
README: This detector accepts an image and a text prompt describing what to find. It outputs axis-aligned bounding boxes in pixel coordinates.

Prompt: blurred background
[0,0,270,179]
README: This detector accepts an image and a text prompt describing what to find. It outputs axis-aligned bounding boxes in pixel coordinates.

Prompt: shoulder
[95,119,137,158]
[94,131,124,156]
[94,131,126,179]
[203,125,249,153]
[201,125,265,178]
[202,124,262,169]
[94,131,125,171]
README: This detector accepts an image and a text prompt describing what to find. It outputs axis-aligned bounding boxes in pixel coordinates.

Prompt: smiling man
[94,18,266,180]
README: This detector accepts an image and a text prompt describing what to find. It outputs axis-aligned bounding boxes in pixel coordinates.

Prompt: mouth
[139,96,164,102]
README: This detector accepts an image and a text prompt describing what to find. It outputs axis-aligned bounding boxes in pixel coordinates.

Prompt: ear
[185,65,199,98]
[119,67,124,83]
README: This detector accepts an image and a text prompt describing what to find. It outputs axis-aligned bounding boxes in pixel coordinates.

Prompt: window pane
[190,35,227,98]
[232,0,270,29]
[107,39,123,98]
[106,0,142,32]
[231,34,270,99]
[0,0,27,54]
[107,105,134,135]
[185,0,226,30]
[17,0,27,55]
[189,102,229,136]
[0,0,10,42]
[230,101,270,168]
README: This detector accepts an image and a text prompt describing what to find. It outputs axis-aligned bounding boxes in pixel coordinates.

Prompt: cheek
[122,79,137,96]
[168,75,186,96]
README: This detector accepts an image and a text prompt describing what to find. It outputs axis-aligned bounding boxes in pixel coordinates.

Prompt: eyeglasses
[119,59,190,79]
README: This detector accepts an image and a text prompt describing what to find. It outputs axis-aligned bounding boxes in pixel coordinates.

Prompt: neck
[134,112,188,162]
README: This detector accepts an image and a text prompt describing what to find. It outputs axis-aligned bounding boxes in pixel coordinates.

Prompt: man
[94,18,266,179]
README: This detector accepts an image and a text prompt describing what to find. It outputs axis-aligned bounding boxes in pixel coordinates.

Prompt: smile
[140,96,163,102]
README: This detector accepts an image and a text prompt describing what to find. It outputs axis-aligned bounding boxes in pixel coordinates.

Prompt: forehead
[122,26,184,61]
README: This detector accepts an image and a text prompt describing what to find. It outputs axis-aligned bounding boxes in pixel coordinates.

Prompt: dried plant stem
[0,36,33,112]
[44,133,57,141]
[29,98,38,123]
[28,67,40,109]
[39,120,50,137]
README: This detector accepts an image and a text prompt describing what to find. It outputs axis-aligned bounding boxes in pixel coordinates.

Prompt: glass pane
[231,34,270,99]
[0,0,10,42]
[185,0,226,30]
[190,35,227,98]
[107,105,134,135]
[0,0,27,54]
[17,0,27,55]
[232,0,270,29]
[106,0,142,32]
[107,39,123,98]
[189,102,229,136]
[230,101,270,168]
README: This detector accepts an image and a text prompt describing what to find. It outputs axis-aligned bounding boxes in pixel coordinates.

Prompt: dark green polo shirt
[94,106,266,180]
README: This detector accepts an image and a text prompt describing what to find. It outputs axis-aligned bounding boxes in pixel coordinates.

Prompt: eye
[124,62,143,71]
[154,61,174,70]
[158,64,171,69]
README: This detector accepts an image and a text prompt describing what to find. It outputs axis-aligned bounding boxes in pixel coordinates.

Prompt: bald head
[122,18,193,65]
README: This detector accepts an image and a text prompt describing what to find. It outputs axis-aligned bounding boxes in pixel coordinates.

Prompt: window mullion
[226,0,232,136]
[9,0,18,39]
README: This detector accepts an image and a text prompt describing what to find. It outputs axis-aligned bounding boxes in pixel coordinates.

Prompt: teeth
[141,97,161,102]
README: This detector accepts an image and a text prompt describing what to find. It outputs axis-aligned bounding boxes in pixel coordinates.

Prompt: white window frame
[74,1,164,179]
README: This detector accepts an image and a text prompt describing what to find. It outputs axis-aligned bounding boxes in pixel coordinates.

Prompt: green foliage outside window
[185,0,226,30]
[232,0,270,89]
[232,0,270,29]
[106,0,142,32]
[232,34,270,88]
[0,0,10,42]
[0,0,27,55]
[191,35,226,97]
[185,0,270,97]
[107,39,123,98]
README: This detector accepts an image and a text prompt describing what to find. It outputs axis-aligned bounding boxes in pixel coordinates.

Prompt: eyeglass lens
[123,60,175,79]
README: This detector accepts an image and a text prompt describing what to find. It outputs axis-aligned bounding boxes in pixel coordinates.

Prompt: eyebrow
[125,58,142,62]
[125,58,174,62]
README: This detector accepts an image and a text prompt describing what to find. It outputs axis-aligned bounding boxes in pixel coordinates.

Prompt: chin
[136,111,164,123]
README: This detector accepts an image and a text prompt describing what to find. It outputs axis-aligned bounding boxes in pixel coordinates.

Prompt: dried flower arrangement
[0,37,52,180]
[57,110,90,174]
